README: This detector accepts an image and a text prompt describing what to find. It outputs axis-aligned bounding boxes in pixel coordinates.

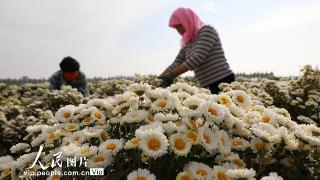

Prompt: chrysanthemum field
[0,66,319,180]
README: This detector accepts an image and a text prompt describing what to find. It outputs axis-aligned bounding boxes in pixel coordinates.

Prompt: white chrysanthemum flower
[127,83,151,95]
[230,158,246,169]
[224,113,236,129]
[87,153,114,168]
[226,168,256,180]
[169,133,192,156]
[55,105,76,122]
[162,121,179,135]
[149,94,178,111]
[63,131,86,145]
[200,102,226,124]
[154,112,180,122]
[216,130,232,154]
[46,131,61,143]
[98,139,124,155]
[139,130,169,159]
[278,127,299,150]
[250,137,266,153]
[215,152,240,165]
[294,124,320,146]
[230,137,250,151]
[216,93,233,107]
[90,109,106,122]
[124,137,140,149]
[77,145,98,158]
[185,129,200,145]
[229,90,252,109]
[31,132,48,147]
[80,115,95,126]
[135,121,164,139]
[175,91,192,101]
[212,165,230,180]
[13,152,38,170]
[145,88,170,100]
[228,104,245,118]
[61,143,81,159]
[184,161,213,180]
[199,127,218,153]
[0,156,14,171]
[251,122,281,143]
[87,99,113,111]
[176,171,192,180]
[64,123,80,132]
[26,125,50,134]
[127,168,156,180]
[297,115,317,124]
[261,110,276,125]
[10,143,30,154]
[121,110,147,124]
[168,82,198,94]
[98,129,109,142]
[261,172,283,180]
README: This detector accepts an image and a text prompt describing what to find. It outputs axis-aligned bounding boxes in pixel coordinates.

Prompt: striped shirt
[166,25,233,87]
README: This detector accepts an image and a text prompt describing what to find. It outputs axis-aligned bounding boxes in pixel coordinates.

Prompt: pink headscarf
[169,7,205,47]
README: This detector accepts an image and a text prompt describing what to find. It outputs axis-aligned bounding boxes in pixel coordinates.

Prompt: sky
[0,0,319,78]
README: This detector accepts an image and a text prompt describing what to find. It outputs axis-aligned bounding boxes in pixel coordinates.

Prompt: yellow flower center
[187,131,198,142]
[236,96,245,103]
[94,156,105,162]
[266,131,272,136]
[66,123,78,131]
[255,143,264,150]
[94,112,103,120]
[156,101,166,108]
[196,169,208,177]
[48,133,56,141]
[147,114,154,122]
[148,138,161,151]
[181,175,191,180]
[263,116,270,123]
[174,138,186,150]
[63,112,70,119]
[220,96,231,106]
[106,143,117,151]
[233,159,245,168]
[81,148,91,155]
[217,172,227,180]
[100,132,108,141]
[51,175,59,180]
[131,138,140,145]
[1,169,11,177]
[208,108,218,116]
[135,177,146,180]
[232,140,243,146]
[204,134,211,144]
[73,136,81,142]
[82,116,91,123]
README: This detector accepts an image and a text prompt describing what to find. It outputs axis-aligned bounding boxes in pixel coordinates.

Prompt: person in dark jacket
[159,7,235,94]
[49,56,89,96]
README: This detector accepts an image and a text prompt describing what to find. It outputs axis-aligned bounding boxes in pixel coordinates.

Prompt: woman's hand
[159,73,174,87]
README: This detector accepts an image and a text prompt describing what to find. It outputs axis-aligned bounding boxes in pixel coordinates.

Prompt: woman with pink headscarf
[159,7,234,94]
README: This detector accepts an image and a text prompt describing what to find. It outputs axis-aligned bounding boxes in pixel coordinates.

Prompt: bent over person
[49,56,89,97]
[159,7,235,94]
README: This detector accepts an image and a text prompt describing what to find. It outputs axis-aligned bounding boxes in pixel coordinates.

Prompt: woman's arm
[160,48,185,77]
